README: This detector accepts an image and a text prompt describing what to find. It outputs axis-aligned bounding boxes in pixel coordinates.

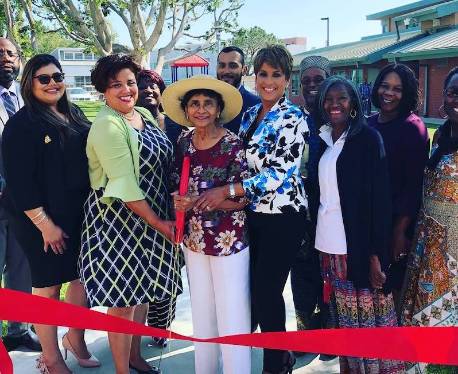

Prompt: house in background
[289,0,458,120]
[51,48,99,94]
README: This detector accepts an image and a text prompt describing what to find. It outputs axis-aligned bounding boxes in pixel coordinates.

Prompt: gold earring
[350,108,357,119]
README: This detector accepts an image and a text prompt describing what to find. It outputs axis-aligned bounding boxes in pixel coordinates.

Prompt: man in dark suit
[216,46,260,134]
[0,37,41,352]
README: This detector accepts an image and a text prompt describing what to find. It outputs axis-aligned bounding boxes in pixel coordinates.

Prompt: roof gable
[367,0,449,20]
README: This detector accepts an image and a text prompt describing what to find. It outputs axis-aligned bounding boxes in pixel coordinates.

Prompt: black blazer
[224,85,261,135]
[309,124,392,288]
[2,107,90,234]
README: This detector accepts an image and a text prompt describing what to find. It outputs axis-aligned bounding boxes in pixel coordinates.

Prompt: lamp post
[321,17,330,47]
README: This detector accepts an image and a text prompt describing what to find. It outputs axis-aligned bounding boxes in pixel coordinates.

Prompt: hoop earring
[350,108,357,119]
[439,104,448,119]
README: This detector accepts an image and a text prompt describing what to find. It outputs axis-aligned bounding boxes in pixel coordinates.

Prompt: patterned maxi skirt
[320,253,405,374]
[400,199,458,373]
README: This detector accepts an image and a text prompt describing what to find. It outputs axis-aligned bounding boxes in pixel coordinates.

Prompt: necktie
[2,91,17,118]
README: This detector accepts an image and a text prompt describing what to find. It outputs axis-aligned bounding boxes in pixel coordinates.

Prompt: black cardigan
[309,124,392,288]
[2,107,90,233]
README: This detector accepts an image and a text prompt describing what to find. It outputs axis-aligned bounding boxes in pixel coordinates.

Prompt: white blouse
[315,125,348,255]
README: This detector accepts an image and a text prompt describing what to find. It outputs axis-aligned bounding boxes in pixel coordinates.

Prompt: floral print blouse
[175,130,250,256]
[239,96,309,214]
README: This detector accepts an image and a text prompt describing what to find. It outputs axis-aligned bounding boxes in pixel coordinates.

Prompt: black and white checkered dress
[79,122,182,308]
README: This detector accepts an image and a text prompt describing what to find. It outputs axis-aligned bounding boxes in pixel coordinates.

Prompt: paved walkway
[10,272,340,373]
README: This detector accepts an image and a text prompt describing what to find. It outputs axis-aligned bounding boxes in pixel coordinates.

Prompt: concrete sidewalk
[10,272,340,373]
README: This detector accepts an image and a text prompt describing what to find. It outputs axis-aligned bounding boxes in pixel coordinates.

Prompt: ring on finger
[206,206,211,211]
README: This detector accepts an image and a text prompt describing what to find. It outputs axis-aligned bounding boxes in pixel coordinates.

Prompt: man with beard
[0,37,41,352]
[291,55,335,360]
[216,46,260,134]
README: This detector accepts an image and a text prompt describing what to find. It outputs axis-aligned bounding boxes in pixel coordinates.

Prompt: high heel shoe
[62,333,101,368]
[129,363,161,374]
[36,354,50,374]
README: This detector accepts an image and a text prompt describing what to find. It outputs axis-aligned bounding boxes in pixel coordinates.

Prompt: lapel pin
[44,135,52,144]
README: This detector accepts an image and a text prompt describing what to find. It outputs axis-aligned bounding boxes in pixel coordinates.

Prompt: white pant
[184,247,251,374]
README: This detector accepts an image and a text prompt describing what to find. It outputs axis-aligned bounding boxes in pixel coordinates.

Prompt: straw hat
[162,75,243,127]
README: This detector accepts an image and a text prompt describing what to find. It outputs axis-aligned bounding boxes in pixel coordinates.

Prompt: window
[291,71,300,96]
[84,53,94,60]
[75,76,92,87]
[63,52,73,60]
[351,69,363,84]
[74,52,83,60]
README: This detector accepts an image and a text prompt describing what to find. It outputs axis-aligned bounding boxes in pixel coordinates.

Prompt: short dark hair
[91,54,141,93]
[253,45,293,80]
[180,89,225,113]
[371,63,420,116]
[218,46,245,66]
[316,76,366,136]
[444,66,458,90]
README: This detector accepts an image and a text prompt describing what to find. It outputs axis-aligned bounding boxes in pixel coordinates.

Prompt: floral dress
[401,144,458,373]
[175,130,250,256]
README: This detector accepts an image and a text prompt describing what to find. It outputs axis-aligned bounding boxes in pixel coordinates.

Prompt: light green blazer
[86,105,159,204]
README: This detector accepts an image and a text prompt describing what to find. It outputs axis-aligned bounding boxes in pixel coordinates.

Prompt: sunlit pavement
[11,271,339,373]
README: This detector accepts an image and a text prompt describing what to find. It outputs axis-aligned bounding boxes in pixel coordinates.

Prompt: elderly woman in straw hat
[162,75,251,374]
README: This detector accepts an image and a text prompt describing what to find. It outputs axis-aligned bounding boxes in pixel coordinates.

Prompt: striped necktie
[2,91,17,118]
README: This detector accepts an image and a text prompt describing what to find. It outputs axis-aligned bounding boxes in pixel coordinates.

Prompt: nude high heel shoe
[62,333,101,368]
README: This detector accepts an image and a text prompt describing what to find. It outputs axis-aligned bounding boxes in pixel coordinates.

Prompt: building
[150,44,218,85]
[50,48,99,93]
[282,37,308,55]
[289,0,458,120]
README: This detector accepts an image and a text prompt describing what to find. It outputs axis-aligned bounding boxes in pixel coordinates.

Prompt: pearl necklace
[120,110,136,121]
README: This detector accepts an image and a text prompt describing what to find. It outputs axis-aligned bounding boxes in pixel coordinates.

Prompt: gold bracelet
[30,210,45,221]
[34,214,48,226]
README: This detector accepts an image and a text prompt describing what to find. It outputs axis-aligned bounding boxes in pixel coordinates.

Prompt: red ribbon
[1,288,458,374]
[175,155,190,244]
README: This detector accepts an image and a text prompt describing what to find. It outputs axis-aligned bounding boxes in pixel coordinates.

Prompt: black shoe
[148,337,168,348]
[2,331,42,352]
[129,363,161,374]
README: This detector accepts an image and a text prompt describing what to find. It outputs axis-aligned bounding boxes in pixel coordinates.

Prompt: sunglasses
[33,73,65,85]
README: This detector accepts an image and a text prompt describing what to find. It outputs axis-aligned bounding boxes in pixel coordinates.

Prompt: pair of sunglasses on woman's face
[33,72,65,85]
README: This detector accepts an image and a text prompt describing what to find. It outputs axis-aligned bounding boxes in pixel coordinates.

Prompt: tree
[1,0,80,59]
[231,26,282,73]
[39,0,244,72]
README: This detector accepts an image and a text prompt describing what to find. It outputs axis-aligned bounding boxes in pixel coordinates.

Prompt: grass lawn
[75,101,103,122]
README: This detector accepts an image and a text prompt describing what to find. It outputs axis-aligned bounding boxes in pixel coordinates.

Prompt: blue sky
[113,0,416,50]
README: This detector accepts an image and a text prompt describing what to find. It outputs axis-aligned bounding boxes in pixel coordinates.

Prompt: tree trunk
[132,49,150,69]
[155,49,166,74]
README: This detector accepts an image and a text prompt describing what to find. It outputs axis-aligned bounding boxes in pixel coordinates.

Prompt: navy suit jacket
[224,85,260,134]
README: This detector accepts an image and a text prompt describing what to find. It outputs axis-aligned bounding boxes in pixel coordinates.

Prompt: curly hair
[91,54,141,93]
[371,63,420,116]
[253,45,293,80]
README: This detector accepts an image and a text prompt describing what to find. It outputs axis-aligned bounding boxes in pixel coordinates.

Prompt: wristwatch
[228,183,236,198]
